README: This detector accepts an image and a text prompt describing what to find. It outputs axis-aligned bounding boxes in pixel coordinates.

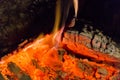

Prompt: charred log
[63,22,120,59]
[0,0,56,57]
[0,44,120,79]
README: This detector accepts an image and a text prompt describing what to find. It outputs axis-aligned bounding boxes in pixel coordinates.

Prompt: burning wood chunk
[63,26,120,59]
[7,62,32,80]
[63,40,120,66]
[0,73,5,80]
[62,28,120,70]
[63,55,120,79]
[0,31,120,79]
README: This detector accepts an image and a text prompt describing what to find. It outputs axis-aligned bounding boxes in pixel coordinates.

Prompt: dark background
[29,0,120,40]
[78,0,120,40]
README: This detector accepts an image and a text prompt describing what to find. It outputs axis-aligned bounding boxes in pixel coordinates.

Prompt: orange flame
[52,26,64,48]
[0,1,120,79]
[36,0,64,49]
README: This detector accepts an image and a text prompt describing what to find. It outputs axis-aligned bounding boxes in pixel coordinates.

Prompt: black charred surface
[0,0,33,56]
[0,0,56,57]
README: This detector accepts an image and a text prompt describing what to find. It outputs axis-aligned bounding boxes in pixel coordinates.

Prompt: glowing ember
[0,26,120,79]
[0,0,120,80]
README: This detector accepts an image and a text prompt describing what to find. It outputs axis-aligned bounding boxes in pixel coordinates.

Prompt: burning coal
[0,26,120,79]
[0,0,120,80]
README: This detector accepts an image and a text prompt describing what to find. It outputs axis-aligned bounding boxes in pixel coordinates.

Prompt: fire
[0,0,65,79]
[0,27,63,79]
[0,26,120,79]
[0,0,120,80]
[0,23,120,80]
[52,26,64,48]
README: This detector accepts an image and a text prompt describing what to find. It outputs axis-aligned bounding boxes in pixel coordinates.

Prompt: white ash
[66,25,120,58]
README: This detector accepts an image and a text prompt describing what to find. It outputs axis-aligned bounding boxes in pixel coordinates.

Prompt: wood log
[62,29,120,69]
[0,34,119,79]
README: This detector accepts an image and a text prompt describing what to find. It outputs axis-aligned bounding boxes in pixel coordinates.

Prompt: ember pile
[0,26,120,80]
[1,0,120,79]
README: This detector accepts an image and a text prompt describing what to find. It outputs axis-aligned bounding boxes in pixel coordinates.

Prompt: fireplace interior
[0,0,120,79]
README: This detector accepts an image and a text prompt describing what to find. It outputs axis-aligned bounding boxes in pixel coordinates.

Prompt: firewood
[0,34,119,79]
[0,73,5,80]
[62,26,120,59]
